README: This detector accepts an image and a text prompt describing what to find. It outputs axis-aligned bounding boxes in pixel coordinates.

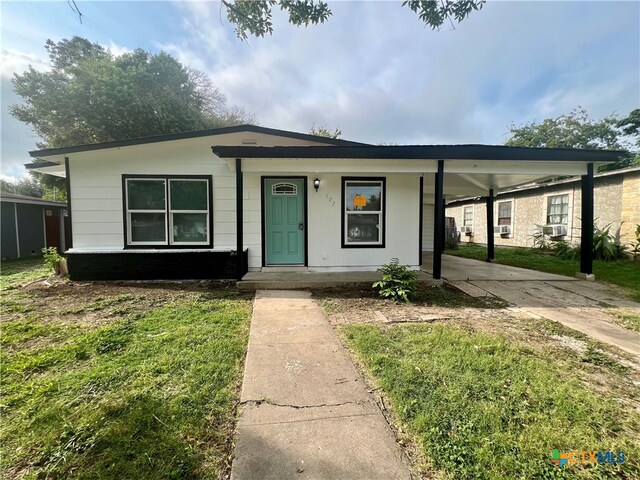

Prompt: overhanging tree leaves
[505,107,639,172]
[222,0,484,40]
[618,108,640,144]
[309,123,342,139]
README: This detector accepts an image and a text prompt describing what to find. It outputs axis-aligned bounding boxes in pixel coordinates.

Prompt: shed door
[264,179,305,265]
[44,209,61,252]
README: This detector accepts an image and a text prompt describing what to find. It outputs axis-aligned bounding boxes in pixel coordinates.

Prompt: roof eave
[29,125,369,158]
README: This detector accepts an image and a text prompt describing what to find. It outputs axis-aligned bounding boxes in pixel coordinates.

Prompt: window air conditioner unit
[494,225,511,236]
[460,226,473,236]
[543,224,566,237]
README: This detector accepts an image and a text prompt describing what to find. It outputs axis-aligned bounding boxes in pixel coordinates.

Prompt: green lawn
[342,323,640,480]
[447,244,640,301]
[0,258,252,479]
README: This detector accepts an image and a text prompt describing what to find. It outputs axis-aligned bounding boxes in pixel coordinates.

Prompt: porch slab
[237,270,439,290]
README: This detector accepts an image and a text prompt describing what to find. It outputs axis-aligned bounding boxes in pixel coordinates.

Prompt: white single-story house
[26,125,624,281]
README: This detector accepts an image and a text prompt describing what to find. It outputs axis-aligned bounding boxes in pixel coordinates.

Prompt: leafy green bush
[373,258,419,302]
[547,223,625,261]
[627,224,640,261]
[553,240,580,260]
[593,222,626,260]
[530,226,553,250]
[41,247,63,272]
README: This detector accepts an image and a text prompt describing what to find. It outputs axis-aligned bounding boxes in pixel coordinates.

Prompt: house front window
[497,201,512,226]
[124,176,212,247]
[547,194,569,224]
[342,177,385,247]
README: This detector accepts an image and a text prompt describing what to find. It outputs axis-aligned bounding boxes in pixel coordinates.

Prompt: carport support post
[579,163,594,278]
[486,188,494,262]
[235,158,244,281]
[433,160,444,279]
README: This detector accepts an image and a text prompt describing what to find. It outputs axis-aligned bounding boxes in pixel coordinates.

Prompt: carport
[213,144,624,282]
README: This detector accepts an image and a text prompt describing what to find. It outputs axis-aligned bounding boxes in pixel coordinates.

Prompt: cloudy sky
[1,1,638,179]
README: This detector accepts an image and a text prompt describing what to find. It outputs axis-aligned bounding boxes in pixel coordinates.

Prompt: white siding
[422,203,434,251]
[244,172,422,271]
[69,131,425,271]
[69,132,332,252]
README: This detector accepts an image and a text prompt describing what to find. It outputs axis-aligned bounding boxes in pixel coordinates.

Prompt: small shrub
[530,226,553,250]
[592,222,626,261]
[553,240,580,260]
[41,247,63,272]
[628,224,640,261]
[373,258,419,302]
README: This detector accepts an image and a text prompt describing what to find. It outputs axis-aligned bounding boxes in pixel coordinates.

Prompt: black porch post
[433,160,444,279]
[579,163,594,277]
[235,158,244,281]
[441,200,446,252]
[418,176,424,265]
[486,188,494,262]
[64,157,72,248]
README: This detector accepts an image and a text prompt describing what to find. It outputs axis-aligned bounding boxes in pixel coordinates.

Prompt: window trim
[496,199,514,226]
[463,205,474,228]
[341,176,386,248]
[546,193,569,225]
[122,174,213,249]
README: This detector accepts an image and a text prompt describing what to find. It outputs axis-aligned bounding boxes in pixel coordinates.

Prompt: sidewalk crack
[240,398,362,409]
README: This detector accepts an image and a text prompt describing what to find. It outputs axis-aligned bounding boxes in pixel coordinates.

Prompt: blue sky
[1,1,639,179]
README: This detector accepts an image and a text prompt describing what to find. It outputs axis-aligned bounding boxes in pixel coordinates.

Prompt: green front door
[264,178,305,265]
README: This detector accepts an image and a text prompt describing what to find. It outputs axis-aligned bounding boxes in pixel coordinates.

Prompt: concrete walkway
[231,290,411,480]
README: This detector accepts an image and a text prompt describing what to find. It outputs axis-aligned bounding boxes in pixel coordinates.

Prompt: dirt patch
[2,277,253,329]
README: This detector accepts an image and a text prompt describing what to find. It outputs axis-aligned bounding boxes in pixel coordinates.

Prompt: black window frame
[341,176,386,248]
[122,174,213,249]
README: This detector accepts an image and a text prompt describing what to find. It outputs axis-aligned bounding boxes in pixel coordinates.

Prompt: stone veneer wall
[620,171,640,244]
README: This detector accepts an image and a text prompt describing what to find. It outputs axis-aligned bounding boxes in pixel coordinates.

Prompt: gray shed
[1,192,70,259]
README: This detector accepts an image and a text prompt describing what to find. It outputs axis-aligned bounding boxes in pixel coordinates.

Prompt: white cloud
[106,41,132,57]
[163,1,637,144]
[0,47,49,78]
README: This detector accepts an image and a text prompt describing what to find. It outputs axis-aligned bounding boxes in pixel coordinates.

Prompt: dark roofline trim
[29,125,369,158]
[25,161,60,169]
[211,144,625,162]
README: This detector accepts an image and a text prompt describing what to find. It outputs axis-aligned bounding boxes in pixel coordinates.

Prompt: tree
[222,0,485,40]
[618,108,640,144]
[0,175,67,201]
[505,107,639,172]
[309,123,342,139]
[11,37,254,150]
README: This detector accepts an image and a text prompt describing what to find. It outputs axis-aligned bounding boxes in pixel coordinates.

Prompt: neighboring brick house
[446,166,640,248]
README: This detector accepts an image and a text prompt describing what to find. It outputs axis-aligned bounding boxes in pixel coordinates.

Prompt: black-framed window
[123,176,212,247]
[497,201,512,226]
[463,206,473,227]
[342,177,385,247]
[547,194,569,225]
